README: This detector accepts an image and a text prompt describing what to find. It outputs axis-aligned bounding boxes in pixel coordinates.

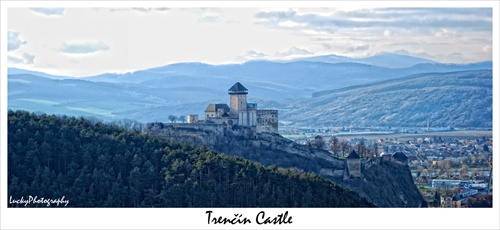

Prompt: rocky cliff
[144,122,426,207]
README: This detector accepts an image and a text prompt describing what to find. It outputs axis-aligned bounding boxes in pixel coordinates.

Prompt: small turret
[345,150,362,179]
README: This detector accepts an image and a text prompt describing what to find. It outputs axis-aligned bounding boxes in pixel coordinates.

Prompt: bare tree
[341,140,351,157]
[356,140,367,158]
[179,116,186,123]
[330,136,341,157]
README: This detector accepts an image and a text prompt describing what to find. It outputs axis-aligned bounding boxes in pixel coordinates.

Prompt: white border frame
[1,1,499,229]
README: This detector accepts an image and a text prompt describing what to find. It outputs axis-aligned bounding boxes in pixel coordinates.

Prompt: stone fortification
[200,82,278,133]
[144,122,427,207]
[145,122,345,171]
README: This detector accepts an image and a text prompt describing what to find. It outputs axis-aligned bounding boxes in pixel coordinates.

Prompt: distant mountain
[356,53,438,68]
[295,53,438,68]
[8,74,212,122]
[7,54,492,125]
[8,68,72,80]
[282,70,492,128]
[82,59,491,99]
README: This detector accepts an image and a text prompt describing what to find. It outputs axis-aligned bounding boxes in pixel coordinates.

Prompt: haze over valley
[8,53,492,129]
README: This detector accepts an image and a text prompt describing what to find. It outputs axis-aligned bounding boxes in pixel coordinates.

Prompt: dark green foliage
[8,110,374,207]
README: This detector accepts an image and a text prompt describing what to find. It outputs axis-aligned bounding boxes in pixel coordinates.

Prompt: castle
[187,82,278,133]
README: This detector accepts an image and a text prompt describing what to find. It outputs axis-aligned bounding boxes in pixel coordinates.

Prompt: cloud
[414,52,435,59]
[321,43,333,50]
[388,49,435,59]
[278,20,307,28]
[198,14,220,23]
[392,49,410,55]
[444,52,465,62]
[110,8,169,13]
[8,56,23,64]
[435,28,460,38]
[59,41,110,54]
[22,53,36,64]
[132,7,169,13]
[482,45,492,53]
[245,50,268,58]
[255,8,492,32]
[235,50,269,62]
[276,46,312,57]
[447,52,463,58]
[8,31,27,51]
[31,8,65,16]
[8,53,36,65]
[347,43,369,52]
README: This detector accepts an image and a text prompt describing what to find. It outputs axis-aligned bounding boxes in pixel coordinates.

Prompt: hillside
[282,70,492,128]
[7,55,492,125]
[145,122,427,207]
[7,110,374,207]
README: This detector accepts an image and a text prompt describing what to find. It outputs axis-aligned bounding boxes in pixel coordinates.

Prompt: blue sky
[6,5,493,77]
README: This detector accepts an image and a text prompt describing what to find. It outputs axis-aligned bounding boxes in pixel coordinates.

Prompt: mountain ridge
[283,70,492,128]
[7,53,492,127]
[293,52,438,68]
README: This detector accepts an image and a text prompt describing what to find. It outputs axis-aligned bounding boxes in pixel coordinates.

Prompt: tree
[443,159,452,171]
[330,136,341,157]
[179,116,186,123]
[168,115,177,123]
[313,135,325,150]
[421,168,429,177]
[340,140,351,157]
[459,164,469,178]
[356,140,367,158]
[433,191,441,207]
[483,144,489,152]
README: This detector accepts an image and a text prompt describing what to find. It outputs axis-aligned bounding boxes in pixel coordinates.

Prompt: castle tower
[228,82,248,118]
[345,150,362,179]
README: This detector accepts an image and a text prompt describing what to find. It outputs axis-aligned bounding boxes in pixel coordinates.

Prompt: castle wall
[363,157,381,171]
[145,121,425,207]
[146,122,227,135]
[256,110,278,133]
[239,110,257,126]
[187,115,198,123]
[145,122,346,173]
[347,159,362,178]
[205,111,217,119]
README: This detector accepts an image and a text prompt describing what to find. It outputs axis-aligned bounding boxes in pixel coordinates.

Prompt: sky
[6,5,493,77]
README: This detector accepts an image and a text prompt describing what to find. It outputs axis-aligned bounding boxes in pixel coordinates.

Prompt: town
[282,126,493,208]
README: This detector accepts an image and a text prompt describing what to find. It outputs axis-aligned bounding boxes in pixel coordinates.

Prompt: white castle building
[188,82,278,133]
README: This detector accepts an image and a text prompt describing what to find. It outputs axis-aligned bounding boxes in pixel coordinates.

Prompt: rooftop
[205,103,230,113]
[228,82,248,95]
[347,150,360,159]
[393,152,409,162]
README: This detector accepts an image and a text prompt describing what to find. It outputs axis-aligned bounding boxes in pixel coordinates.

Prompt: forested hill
[7,110,374,207]
[283,70,492,128]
